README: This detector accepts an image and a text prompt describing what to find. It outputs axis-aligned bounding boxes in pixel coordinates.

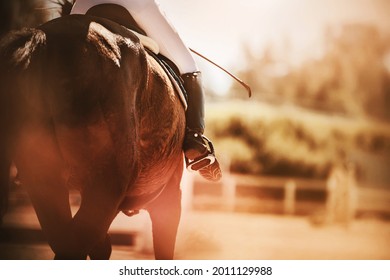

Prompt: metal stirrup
[185,135,216,172]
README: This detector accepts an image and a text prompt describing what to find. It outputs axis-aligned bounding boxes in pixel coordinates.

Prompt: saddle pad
[133,32,188,110]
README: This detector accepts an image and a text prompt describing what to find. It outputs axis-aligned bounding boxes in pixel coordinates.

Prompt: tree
[231,24,390,122]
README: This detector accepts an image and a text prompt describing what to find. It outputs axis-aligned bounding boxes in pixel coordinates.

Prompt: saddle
[86,4,188,109]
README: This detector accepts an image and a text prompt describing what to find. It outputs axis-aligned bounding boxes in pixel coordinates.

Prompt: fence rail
[182,172,390,220]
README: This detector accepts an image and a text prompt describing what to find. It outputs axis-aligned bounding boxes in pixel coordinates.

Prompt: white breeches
[71,0,198,74]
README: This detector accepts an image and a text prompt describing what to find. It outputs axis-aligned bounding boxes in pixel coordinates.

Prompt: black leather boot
[181,71,222,181]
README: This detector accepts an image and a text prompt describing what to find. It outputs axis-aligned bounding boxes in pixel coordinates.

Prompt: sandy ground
[174,211,390,260]
[1,208,389,260]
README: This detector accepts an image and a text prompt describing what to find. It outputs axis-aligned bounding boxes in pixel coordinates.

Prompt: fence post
[326,163,357,226]
[222,175,236,212]
[284,180,296,215]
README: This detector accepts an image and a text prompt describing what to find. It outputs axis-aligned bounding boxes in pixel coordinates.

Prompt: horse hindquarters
[0,25,132,259]
[35,18,141,258]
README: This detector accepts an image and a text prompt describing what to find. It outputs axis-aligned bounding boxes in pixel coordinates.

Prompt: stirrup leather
[185,135,216,172]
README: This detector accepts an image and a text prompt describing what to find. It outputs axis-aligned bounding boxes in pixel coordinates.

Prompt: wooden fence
[182,170,390,222]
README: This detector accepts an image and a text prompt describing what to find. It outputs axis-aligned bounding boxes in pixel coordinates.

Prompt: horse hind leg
[13,127,77,258]
[50,114,135,259]
[88,234,112,260]
[14,122,128,259]
[146,163,183,260]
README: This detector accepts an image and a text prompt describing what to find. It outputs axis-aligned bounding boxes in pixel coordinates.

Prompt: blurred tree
[319,24,390,120]
[232,24,390,122]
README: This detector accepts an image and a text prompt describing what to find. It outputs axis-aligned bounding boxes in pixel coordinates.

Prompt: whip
[190,48,252,97]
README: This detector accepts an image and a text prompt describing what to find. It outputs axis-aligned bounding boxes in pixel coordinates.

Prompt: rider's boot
[181,71,222,182]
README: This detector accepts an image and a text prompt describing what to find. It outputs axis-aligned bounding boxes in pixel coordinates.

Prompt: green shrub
[205,100,390,179]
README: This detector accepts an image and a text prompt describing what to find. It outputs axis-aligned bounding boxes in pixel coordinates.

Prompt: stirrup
[185,135,216,172]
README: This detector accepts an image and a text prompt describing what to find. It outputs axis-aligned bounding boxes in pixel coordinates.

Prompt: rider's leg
[181,71,206,158]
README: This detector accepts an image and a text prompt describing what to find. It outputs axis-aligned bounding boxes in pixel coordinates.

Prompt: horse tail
[0,28,46,223]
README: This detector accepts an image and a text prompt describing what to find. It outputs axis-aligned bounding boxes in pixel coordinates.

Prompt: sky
[156,0,390,93]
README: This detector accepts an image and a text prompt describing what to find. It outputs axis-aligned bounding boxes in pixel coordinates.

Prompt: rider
[70,0,221,181]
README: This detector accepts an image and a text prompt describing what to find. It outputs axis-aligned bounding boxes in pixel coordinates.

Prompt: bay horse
[0,10,186,259]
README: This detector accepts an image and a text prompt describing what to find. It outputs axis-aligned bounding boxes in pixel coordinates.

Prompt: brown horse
[0,13,185,259]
